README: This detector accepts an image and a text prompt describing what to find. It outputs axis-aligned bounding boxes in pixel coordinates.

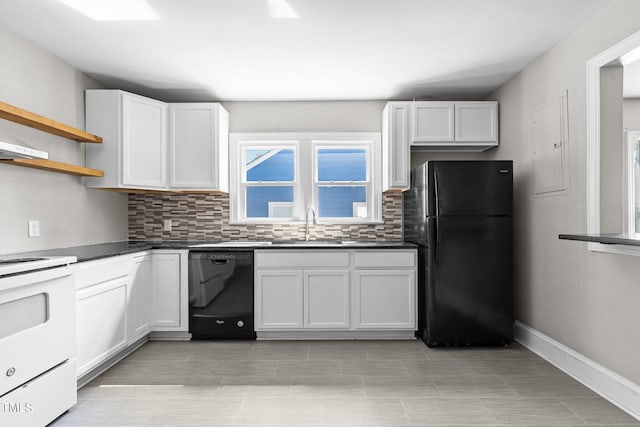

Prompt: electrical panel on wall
[532,91,570,196]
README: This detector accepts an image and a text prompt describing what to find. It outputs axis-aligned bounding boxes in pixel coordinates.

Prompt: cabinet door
[122,93,167,188]
[169,103,227,189]
[412,102,455,143]
[255,270,303,329]
[382,102,410,191]
[151,253,182,329]
[455,102,498,143]
[304,270,350,329]
[76,277,128,377]
[353,270,416,329]
[127,255,151,343]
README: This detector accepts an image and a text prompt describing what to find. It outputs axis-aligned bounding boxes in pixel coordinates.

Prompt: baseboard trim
[256,330,417,340]
[514,321,640,420]
[149,331,192,341]
[76,336,148,389]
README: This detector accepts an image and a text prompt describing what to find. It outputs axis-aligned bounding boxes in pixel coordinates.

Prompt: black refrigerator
[403,160,513,347]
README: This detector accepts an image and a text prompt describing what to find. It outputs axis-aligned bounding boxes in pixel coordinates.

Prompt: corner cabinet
[74,250,188,380]
[85,90,167,190]
[382,102,411,191]
[254,249,416,339]
[410,101,498,151]
[85,90,229,192]
[168,103,229,191]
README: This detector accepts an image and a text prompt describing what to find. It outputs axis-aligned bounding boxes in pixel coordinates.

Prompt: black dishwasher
[188,251,256,339]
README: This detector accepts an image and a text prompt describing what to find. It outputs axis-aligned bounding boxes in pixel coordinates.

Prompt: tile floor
[52,340,640,426]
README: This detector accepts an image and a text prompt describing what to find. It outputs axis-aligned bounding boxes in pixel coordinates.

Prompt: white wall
[624,98,640,129]
[0,23,128,255]
[223,101,386,132]
[491,0,640,384]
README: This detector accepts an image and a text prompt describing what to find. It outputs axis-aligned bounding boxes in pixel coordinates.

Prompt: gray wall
[624,98,640,129]
[491,0,640,384]
[0,23,128,255]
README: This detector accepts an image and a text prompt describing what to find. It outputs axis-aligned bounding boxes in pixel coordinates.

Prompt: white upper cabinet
[86,90,168,190]
[410,101,498,151]
[454,102,499,143]
[412,102,455,143]
[86,90,229,192]
[169,103,229,191]
[382,102,411,191]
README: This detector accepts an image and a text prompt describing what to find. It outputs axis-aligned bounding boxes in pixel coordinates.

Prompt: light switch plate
[163,219,172,232]
[28,220,40,237]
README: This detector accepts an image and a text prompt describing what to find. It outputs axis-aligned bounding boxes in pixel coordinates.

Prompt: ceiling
[0,0,614,102]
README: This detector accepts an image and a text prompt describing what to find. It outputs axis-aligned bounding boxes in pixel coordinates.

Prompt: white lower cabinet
[304,270,350,328]
[255,270,303,329]
[76,256,131,378]
[75,250,187,379]
[254,249,416,336]
[150,252,185,330]
[353,250,417,330]
[353,270,416,329]
[127,254,151,343]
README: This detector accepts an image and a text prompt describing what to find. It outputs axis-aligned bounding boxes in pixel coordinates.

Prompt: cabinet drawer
[255,250,350,268]
[354,251,416,268]
[75,254,140,290]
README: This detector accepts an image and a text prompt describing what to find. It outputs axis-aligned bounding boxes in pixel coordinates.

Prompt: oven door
[0,266,76,397]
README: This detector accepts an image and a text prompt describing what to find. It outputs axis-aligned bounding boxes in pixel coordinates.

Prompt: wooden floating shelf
[0,100,102,144]
[0,159,104,177]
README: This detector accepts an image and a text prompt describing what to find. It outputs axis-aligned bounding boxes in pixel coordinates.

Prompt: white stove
[0,255,77,277]
[0,254,78,426]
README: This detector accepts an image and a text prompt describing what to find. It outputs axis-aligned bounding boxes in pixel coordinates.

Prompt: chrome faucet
[305,205,317,241]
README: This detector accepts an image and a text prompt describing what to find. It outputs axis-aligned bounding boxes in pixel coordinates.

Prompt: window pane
[245,149,294,182]
[246,186,293,218]
[318,186,367,218]
[317,148,367,181]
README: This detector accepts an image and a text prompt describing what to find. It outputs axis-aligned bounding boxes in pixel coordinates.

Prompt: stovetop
[0,256,78,277]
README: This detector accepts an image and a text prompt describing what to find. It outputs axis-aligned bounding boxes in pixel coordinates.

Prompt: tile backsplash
[128,192,403,241]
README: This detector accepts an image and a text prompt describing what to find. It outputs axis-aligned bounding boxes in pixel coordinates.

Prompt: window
[242,146,296,218]
[314,146,370,219]
[230,133,381,224]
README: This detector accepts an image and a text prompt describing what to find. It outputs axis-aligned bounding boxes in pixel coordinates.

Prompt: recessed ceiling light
[267,0,299,19]
[60,0,159,21]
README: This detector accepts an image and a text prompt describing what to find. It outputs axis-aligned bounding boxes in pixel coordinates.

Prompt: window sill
[559,233,640,256]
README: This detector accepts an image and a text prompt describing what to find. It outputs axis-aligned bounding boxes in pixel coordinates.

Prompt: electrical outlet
[28,220,40,238]
[163,219,172,232]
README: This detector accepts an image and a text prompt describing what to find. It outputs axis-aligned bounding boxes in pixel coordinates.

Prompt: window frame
[229,132,382,224]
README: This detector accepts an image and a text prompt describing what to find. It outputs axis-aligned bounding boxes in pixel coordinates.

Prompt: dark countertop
[559,233,640,246]
[13,240,417,263]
